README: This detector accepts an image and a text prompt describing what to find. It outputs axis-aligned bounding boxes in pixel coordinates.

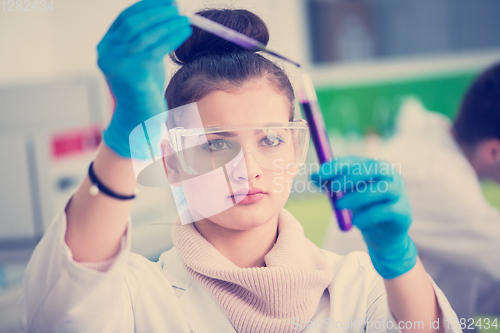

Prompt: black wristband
[88,161,136,200]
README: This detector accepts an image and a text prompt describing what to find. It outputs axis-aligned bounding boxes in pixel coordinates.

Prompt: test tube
[184,12,301,68]
[296,73,352,231]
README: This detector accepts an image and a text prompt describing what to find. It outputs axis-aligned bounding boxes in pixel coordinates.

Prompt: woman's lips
[230,187,266,205]
[233,192,266,205]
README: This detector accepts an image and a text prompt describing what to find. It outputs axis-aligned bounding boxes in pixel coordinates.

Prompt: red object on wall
[51,125,102,159]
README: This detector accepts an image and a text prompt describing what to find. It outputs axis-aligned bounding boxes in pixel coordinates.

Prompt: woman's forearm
[65,143,137,262]
[384,257,444,333]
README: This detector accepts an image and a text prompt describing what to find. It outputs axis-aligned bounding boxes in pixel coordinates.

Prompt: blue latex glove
[97,0,192,158]
[310,156,417,279]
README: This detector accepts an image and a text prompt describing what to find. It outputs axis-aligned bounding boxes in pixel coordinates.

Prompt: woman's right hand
[65,0,191,264]
[97,0,192,158]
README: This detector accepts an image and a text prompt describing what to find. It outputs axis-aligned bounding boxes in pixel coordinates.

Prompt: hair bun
[171,9,270,65]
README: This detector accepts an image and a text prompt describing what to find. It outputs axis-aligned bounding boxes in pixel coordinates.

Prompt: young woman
[21,0,461,332]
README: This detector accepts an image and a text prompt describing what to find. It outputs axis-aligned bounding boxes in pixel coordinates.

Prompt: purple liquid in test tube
[296,74,352,231]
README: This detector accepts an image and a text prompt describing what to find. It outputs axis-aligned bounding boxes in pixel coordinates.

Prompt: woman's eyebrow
[206,129,265,137]
[209,131,237,137]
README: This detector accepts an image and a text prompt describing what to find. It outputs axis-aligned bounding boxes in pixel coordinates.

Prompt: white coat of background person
[324,64,500,332]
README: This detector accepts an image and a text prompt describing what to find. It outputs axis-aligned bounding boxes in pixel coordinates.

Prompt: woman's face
[179,81,297,231]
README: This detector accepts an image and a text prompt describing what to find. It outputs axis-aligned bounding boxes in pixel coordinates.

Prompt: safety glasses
[167,120,310,175]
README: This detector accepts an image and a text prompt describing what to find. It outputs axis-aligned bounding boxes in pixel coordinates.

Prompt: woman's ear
[480,139,500,165]
[161,139,183,186]
[490,139,500,165]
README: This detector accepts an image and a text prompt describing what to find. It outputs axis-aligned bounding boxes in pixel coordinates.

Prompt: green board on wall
[314,71,479,136]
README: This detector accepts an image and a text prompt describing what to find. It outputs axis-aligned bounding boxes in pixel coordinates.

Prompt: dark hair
[453,63,500,147]
[165,9,295,127]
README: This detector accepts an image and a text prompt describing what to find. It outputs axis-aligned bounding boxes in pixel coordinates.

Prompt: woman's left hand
[310,156,418,279]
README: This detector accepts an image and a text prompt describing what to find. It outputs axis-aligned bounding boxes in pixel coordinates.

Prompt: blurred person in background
[324,63,500,330]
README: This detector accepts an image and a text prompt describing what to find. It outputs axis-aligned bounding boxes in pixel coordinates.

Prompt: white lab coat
[324,101,500,328]
[20,206,461,333]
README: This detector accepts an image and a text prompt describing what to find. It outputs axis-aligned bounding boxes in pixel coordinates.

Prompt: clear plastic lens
[174,122,309,175]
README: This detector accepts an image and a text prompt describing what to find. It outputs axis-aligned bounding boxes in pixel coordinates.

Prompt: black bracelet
[88,161,136,200]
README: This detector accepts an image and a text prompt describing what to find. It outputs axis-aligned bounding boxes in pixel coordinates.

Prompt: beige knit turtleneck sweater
[171,208,335,333]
